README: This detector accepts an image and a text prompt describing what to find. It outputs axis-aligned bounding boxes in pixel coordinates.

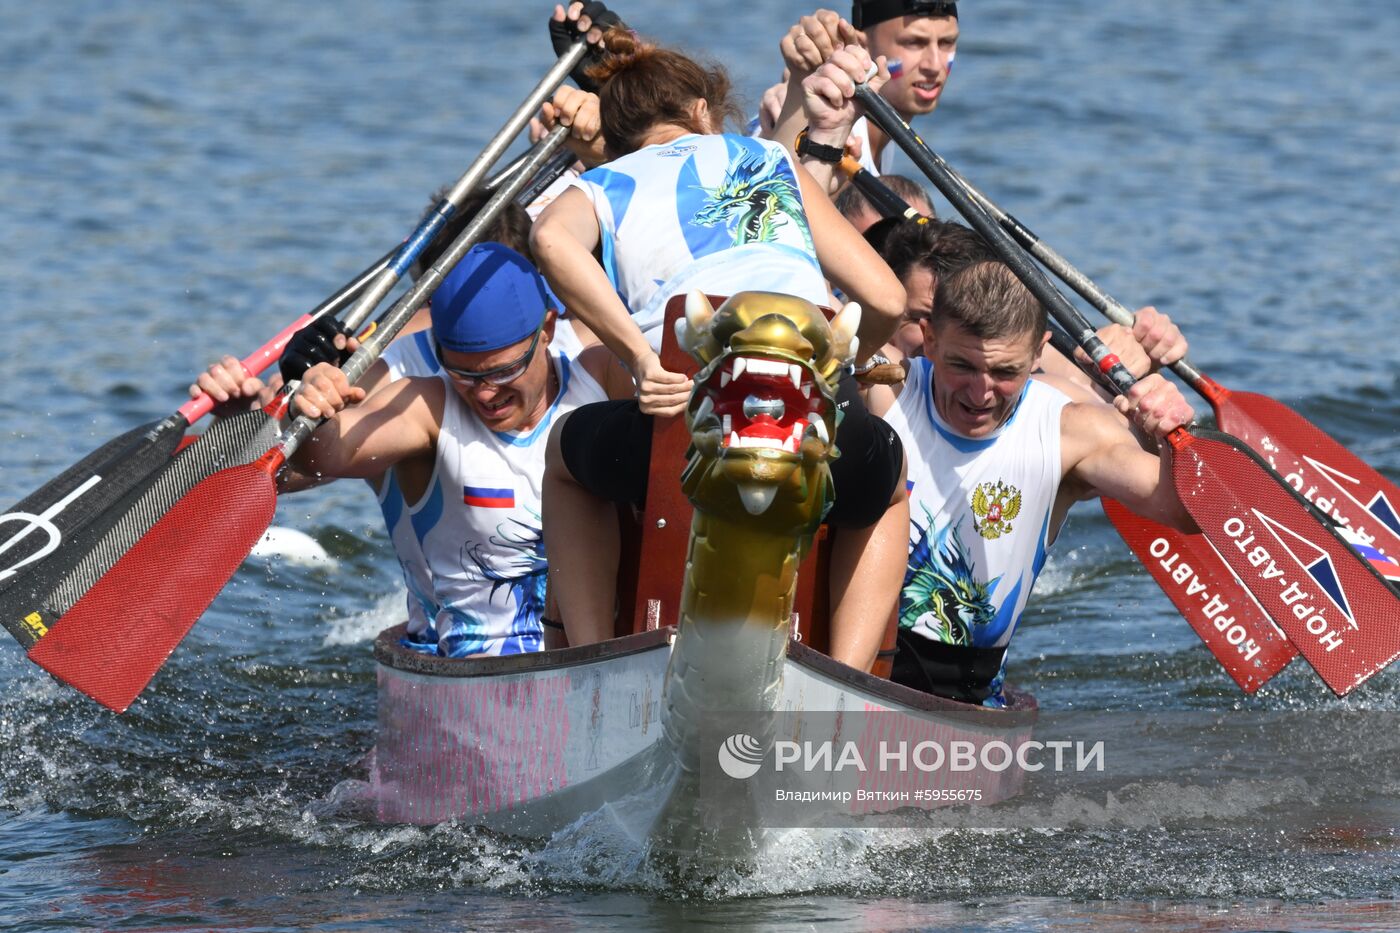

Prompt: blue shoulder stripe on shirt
[410,476,445,544]
[413,330,440,374]
[492,354,574,448]
[581,166,637,231]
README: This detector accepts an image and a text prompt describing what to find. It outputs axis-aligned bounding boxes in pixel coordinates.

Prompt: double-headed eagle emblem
[971,480,1022,540]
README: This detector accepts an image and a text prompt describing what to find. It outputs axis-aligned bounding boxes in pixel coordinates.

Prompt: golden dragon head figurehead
[675,290,861,534]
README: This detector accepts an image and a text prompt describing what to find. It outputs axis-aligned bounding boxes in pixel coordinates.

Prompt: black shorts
[559,373,904,529]
[889,630,1007,705]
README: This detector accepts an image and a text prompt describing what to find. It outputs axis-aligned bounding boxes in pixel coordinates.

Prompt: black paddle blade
[5,406,283,647]
[1102,497,1297,693]
[0,416,185,646]
[29,459,280,712]
[1172,428,1400,696]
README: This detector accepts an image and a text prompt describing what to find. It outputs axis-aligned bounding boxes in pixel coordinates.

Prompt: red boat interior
[611,295,900,679]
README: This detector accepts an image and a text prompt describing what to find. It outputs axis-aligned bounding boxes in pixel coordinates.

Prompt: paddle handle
[852,82,1140,397]
[277,124,575,458]
[838,154,927,223]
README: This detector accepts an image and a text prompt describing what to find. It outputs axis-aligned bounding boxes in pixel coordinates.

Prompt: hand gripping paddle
[0,247,394,648]
[934,153,1400,568]
[27,126,574,712]
[854,80,1400,695]
[1038,325,1301,693]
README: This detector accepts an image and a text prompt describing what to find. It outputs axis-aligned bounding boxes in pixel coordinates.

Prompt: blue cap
[430,243,552,353]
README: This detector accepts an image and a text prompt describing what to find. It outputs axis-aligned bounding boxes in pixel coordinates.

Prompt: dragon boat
[368,293,1037,851]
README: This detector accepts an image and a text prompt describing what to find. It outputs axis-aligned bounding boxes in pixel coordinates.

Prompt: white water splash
[321,590,407,647]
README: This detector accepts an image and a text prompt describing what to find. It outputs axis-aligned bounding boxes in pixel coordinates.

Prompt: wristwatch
[795,128,846,164]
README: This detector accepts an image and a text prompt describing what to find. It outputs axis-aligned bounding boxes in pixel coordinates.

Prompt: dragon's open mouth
[696,353,828,455]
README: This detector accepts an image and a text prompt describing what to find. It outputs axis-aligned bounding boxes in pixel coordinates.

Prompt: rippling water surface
[3,2,1399,930]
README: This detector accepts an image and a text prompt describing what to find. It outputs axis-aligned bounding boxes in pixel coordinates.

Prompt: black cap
[851,0,957,30]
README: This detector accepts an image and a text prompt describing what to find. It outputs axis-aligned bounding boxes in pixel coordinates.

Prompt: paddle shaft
[334,43,587,338]
[852,83,1140,398]
[275,124,574,460]
[178,244,397,424]
[938,163,1207,385]
[838,154,927,223]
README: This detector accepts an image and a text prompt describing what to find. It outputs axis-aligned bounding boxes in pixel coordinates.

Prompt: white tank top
[375,332,443,638]
[414,350,606,656]
[569,133,829,346]
[882,358,1071,651]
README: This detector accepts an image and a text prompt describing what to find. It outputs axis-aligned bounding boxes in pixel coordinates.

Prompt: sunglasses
[435,325,544,387]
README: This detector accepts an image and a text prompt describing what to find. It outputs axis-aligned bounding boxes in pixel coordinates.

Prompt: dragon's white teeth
[720,371,732,388]
[729,431,741,448]
[737,482,779,516]
[801,383,812,399]
[722,414,732,434]
[694,395,715,423]
[735,436,782,449]
[790,422,804,439]
[789,364,803,390]
[732,358,747,380]
[811,419,830,444]
[782,436,798,453]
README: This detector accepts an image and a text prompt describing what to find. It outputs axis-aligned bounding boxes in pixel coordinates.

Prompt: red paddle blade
[27,459,279,713]
[1102,497,1297,693]
[1171,428,1400,696]
[1214,389,1400,562]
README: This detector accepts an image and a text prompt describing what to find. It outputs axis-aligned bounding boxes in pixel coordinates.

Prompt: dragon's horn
[678,290,721,365]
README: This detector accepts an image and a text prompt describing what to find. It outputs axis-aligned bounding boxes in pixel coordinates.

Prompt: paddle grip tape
[389,204,456,278]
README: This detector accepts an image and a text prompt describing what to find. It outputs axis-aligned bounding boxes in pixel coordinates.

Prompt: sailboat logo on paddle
[1252,509,1356,627]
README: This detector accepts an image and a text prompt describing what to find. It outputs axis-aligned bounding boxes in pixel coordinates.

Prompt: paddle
[854,79,1400,695]
[27,125,574,713]
[842,157,1299,691]
[837,153,927,224]
[922,139,1400,570]
[1041,326,1299,692]
[0,245,394,649]
[330,42,589,339]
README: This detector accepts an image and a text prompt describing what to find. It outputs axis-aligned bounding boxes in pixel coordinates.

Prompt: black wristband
[796,129,846,165]
[547,2,625,94]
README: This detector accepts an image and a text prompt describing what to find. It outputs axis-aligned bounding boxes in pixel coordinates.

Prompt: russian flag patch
[464,485,515,508]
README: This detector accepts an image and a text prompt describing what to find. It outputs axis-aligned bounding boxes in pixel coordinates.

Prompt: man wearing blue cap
[289,243,613,657]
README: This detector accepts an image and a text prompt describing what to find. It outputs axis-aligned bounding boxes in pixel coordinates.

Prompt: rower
[285,244,613,657]
[758,1,960,186]
[866,260,1197,705]
[529,26,910,672]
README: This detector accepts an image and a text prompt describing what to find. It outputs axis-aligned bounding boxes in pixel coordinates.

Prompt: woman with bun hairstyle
[531,28,908,671]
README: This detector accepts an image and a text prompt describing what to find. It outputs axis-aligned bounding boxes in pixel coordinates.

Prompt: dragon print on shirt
[690,144,813,250]
[436,512,546,658]
[900,505,1001,647]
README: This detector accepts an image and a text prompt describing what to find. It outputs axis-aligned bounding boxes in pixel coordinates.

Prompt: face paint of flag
[464,485,515,508]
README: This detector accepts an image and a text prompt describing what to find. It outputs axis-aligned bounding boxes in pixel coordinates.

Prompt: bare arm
[797,160,904,357]
[1058,376,1198,532]
[531,187,692,415]
[289,365,440,481]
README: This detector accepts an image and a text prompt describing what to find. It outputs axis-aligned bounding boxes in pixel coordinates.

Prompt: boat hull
[371,624,1037,836]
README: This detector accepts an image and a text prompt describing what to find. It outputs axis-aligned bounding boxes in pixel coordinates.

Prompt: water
[3,1,1399,929]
